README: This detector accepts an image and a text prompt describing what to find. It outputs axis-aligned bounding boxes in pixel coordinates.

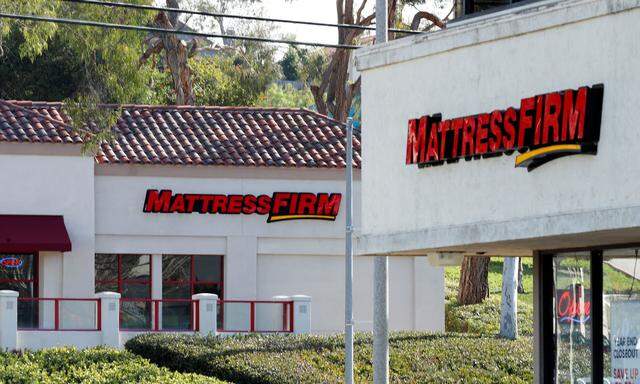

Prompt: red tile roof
[0,100,361,168]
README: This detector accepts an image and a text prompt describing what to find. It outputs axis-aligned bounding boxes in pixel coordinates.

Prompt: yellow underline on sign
[515,144,582,167]
[269,215,336,222]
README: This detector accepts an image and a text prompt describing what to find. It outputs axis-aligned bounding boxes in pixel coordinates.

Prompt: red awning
[0,215,72,253]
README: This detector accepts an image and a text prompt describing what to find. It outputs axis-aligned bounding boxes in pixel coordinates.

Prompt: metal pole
[374,1,389,383]
[345,118,354,384]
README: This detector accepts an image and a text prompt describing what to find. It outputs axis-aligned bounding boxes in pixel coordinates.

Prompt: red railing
[17,298,101,331]
[119,298,199,332]
[218,300,294,333]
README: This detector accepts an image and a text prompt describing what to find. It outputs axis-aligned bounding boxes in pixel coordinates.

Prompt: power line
[0,12,360,49]
[62,0,422,35]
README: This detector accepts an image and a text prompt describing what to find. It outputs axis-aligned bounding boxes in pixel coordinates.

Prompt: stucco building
[355,0,640,382]
[0,100,444,349]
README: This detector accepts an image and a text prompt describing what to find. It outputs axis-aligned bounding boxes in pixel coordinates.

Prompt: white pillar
[193,293,218,335]
[95,292,120,348]
[291,295,312,334]
[0,290,18,351]
[151,254,163,329]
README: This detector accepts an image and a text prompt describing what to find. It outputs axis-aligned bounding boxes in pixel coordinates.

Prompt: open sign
[0,257,23,269]
[557,286,591,324]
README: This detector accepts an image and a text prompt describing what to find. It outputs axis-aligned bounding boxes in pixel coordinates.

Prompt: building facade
[355,0,640,383]
[0,101,444,349]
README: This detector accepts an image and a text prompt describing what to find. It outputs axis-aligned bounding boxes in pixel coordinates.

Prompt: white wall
[257,254,443,333]
[95,173,360,300]
[95,171,444,332]
[0,153,95,297]
[355,0,640,254]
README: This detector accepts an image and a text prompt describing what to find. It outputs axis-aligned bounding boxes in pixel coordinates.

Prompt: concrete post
[0,290,18,351]
[374,256,389,384]
[193,293,218,335]
[374,0,390,380]
[95,292,120,348]
[290,295,311,334]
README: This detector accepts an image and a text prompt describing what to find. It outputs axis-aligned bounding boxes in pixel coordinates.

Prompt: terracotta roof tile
[0,100,361,169]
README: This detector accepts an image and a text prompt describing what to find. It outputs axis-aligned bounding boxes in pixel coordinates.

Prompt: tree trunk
[457,256,490,305]
[517,257,525,293]
[156,1,195,105]
[499,257,518,339]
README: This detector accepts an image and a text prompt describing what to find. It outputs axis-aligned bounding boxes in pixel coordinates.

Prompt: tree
[310,0,453,122]
[140,0,196,105]
[517,257,525,293]
[457,256,490,305]
[499,257,518,339]
[0,27,83,101]
[280,46,303,82]
[0,0,167,152]
[183,0,263,46]
[257,83,314,109]
[0,0,159,104]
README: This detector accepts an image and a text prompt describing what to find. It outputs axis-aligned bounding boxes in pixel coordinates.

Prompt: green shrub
[0,347,227,384]
[126,332,533,384]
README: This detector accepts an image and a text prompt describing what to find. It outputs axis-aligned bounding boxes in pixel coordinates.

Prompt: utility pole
[373,1,389,383]
[345,117,354,384]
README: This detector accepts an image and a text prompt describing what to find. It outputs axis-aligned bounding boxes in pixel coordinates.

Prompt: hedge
[126,332,533,383]
[0,347,227,384]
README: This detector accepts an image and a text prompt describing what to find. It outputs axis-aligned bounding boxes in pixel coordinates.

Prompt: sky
[261,0,452,45]
[261,0,344,45]
[174,0,453,48]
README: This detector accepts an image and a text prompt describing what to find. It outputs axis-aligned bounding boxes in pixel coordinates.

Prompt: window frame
[162,255,224,299]
[94,254,152,299]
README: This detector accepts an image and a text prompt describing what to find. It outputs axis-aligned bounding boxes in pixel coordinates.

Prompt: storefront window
[162,255,223,330]
[553,252,593,384]
[0,253,37,328]
[95,254,151,329]
[603,248,640,384]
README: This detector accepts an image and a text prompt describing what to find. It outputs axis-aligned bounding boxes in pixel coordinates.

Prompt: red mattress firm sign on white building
[143,189,342,223]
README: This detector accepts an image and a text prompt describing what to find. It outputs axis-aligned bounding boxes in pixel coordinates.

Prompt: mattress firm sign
[406,84,604,171]
[143,189,342,223]
[611,301,640,384]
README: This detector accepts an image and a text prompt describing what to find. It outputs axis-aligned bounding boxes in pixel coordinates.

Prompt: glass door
[553,252,593,383]
[0,253,37,328]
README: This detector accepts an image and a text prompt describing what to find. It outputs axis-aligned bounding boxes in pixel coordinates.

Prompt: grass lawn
[445,257,535,336]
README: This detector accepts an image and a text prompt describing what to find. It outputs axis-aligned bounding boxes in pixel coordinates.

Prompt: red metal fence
[17,298,101,331]
[119,298,199,332]
[217,300,294,333]
[16,297,294,333]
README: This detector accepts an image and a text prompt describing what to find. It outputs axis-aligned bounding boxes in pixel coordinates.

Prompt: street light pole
[373,1,389,383]
[345,117,354,384]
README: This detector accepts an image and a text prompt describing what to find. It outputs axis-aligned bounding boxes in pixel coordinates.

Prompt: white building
[355,0,640,383]
[0,100,444,349]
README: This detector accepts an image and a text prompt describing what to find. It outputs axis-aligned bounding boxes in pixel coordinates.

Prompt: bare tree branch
[410,10,446,31]
[355,0,369,24]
